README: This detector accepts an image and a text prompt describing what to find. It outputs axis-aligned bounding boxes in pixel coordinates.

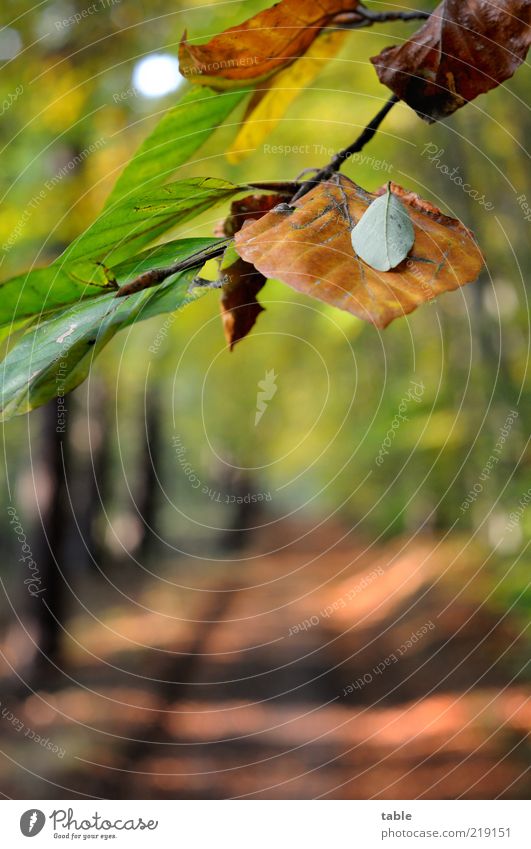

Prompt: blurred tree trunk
[136,389,162,561]
[34,400,71,673]
[219,471,264,553]
[74,383,112,571]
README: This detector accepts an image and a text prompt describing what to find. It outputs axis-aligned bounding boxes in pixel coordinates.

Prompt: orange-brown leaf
[179,0,360,88]
[234,175,483,328]
[371,0,531,122]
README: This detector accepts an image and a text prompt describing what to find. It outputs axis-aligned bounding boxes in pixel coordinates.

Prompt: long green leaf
[0,180,241,329]
[62,177,242,266]
[0,264,207,421]
[105,86,247,207]
[0,84,246,332]
[0,237,222,419]
[0,263,117,332]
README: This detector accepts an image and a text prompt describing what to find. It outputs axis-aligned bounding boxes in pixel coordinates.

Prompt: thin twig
[248,180,300,193]
[333,6,430,29]
[115,185,302,298]
[115,240,230,298]
[290,94,399,202]
[356,6,430,24]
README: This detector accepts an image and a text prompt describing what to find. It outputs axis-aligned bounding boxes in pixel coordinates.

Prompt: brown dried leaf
[220,258,266,350]
[221,194,292,238]
[179,0,359,88]
[234,174,483,329]
[219,194,290,349]
[371,0,531,122]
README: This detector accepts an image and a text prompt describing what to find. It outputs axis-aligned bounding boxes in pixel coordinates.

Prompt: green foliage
[0,237,218,419]
[0,163,244,415]
[2,0,526,420]
[105,87,247,206]
[0,73,248,417]
[62,176,242,266]
[0,264,116,330]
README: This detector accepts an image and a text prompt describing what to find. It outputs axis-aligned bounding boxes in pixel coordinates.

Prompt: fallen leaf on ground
[371,0,531,121]
[234,174,483,328]
[179,0,359,88]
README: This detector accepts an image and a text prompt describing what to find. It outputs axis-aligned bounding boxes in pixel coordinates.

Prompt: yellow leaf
[226,30,347,164]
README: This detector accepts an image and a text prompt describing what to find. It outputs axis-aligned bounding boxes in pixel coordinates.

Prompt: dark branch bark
[115,240,231,298]
[248,180,300,193]
[333,6,430,29]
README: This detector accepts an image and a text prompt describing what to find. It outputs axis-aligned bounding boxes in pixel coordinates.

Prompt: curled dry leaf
[221,194,292,238]
[371,0,531,122]
[179,0,359,88]
[234,174,483,329]
[220,194,290,349]
[220,258,267,351]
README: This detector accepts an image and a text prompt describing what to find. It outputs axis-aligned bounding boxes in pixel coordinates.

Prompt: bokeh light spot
[132,54,184,99]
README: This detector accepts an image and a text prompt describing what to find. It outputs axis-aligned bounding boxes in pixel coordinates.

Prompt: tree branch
[333,6,430,29]
[291,93,399,202]
[116,92,400,299]
[248,180,300,193]
[116,184,301,299]
[116,5,432,300]
[115,240,231,298]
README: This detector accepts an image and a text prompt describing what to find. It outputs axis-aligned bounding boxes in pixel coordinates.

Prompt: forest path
[0,533,529,799]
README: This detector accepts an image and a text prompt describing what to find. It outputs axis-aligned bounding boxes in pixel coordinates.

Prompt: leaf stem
[291,94,399,202]
[248,180,300,193]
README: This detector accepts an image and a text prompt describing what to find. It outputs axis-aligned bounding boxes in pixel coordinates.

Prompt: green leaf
[61,177,242,266]
[220,243,241,271]
[0,316,36,347]
[0,263,118,331]
[0,180,241,329]
[0,82,247,331]
[0,270,194,421]
[105,87,247,207]
[351,183,414,272]
[0,237,223,420]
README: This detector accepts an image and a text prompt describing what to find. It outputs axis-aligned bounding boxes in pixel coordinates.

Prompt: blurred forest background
[0,0,529,799]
